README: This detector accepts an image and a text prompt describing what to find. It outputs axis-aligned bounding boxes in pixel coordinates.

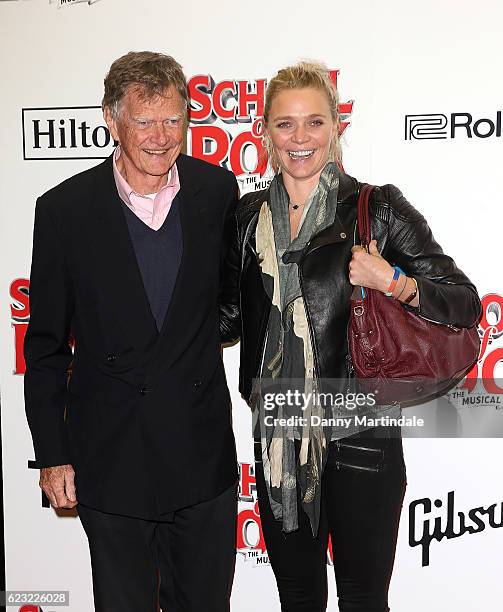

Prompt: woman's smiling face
[266,87,337,183]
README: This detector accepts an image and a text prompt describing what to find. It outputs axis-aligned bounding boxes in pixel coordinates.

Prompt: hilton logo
[22,106,116,160]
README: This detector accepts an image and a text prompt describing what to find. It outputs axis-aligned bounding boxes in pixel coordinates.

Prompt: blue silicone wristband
[385,266,403,297]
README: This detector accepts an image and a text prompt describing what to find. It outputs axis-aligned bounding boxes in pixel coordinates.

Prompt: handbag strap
[356,183,375,249]
[351,183,375,301]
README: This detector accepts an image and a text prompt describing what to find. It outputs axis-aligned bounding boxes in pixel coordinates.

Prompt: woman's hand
[348,239,394,292]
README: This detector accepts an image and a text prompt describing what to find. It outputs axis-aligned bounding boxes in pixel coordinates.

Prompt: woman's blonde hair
[263,60,341,167]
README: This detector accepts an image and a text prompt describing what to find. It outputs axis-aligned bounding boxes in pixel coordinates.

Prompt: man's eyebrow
[132,113,184,121]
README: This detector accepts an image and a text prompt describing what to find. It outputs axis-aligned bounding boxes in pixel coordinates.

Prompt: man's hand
[40,464,77,509]
[349,239,394,292]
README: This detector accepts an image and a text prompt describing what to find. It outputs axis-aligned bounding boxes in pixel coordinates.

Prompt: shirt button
[107,353,118,363]
[193,380,202,389]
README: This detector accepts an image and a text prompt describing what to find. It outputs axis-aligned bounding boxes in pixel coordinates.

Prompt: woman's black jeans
[255,428,407,612]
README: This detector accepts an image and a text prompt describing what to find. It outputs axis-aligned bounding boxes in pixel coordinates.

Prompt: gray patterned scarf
[253,162,340,534]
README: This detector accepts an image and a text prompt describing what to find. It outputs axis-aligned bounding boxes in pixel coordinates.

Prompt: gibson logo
[409,490,503,566]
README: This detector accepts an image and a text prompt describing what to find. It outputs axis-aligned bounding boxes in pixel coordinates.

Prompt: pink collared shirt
[112,147,180,231]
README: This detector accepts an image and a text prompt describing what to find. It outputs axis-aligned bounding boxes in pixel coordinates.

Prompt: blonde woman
[221,61,480,611]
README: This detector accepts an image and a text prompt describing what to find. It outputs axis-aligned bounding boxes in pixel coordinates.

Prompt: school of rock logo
[187,70,353,194]
[447,293,503,408]
[11,278,29,375]
[0,0,100,5]
[237,462,334,566]
[409,490,503,566]
[50,0,102,7]
[18,607,61,612]
[237,462,269,565]
[1,0,105,6]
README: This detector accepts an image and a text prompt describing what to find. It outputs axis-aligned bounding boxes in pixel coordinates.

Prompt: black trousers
[255,434,407,612]
[78,484,237,612]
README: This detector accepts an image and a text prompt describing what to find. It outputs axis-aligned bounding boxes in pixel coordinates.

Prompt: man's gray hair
[102,51,189,119]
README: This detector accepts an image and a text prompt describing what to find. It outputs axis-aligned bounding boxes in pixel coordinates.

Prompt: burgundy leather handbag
[347,184,480,406]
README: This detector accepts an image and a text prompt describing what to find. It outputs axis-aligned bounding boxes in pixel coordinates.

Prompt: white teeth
[144,149,167,154]
[288,150,314,159]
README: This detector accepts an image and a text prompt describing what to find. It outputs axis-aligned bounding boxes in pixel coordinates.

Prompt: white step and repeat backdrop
[1,0,503,610]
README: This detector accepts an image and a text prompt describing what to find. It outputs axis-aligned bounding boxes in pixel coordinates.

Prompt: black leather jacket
[220,172,482,406]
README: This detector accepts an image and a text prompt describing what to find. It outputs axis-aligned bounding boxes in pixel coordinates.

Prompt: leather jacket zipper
[336,442,382,454]
[334,440,383,472]
[335,461,380,473]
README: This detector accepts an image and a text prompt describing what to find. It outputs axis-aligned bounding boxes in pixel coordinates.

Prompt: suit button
[107,353,118,362]
[193,380,202,389]
[140,386,151,396]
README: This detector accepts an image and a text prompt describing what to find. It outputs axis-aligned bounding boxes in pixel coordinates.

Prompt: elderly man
[24,51,239,611]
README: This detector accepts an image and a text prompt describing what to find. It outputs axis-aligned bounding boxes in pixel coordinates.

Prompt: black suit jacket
[24,153,239,519]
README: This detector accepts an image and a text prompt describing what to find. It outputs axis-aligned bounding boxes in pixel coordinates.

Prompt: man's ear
[103,106,119,143]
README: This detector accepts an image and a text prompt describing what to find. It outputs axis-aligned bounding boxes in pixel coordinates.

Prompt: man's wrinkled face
[104,85,185,189]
